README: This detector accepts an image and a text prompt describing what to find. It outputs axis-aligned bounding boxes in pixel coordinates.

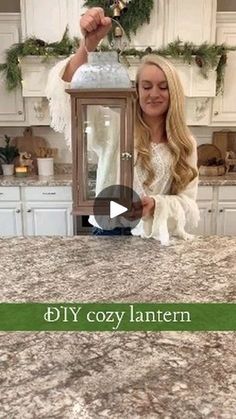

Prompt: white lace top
[45,56,200,245]
[134,142,173,198]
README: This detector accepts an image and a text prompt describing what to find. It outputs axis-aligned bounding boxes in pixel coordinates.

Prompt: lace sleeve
[142,138,200,245]
[45,56,74,150]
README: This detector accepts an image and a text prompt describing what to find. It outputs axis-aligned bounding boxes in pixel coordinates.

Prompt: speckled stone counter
[0,174,72,187]
[199,174,236,186]
[1,173,236,187]
[0,236,235,418]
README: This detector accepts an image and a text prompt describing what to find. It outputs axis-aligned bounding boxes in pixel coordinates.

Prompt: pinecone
[195,56,203,68]
[145,47,153,54]
[35,39,46,47]
[220,53,227,65]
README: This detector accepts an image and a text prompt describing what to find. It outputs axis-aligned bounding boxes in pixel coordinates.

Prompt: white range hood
[20,54,218,126]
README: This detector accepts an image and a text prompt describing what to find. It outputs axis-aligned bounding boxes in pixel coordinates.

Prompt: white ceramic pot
[2,164,14,176]
[37,158,54,176]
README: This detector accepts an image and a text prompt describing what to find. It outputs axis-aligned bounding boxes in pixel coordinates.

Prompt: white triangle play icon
[110,201,128,219]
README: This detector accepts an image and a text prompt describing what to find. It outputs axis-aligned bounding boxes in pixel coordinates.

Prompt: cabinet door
[191,201,214,236]
[129,0,164,49]
[164,0,216,44]
[21,0,86,40]
[0,202,23,236]
[217,202,236,235]
[21,0,68,42]
[212,15,236,124]
[0,15,24,122]
[24,202,73,236]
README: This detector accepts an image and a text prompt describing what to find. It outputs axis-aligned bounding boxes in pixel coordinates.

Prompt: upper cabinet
[211,12,236,125]
[20,0,217,46]
[129,0,164,49]
[163,0,217,44]
[0,13,25,123]
[20,0,85,41]
[128,0,217,49]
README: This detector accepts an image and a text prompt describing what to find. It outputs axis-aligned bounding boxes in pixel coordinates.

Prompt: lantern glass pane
[80,104,121,200]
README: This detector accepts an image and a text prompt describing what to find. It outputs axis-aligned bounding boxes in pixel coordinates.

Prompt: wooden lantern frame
[66,88,136,215]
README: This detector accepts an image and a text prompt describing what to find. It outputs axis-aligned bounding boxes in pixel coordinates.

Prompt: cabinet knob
[208,209,212,213]
[27,209,32,213]
[18,111,23,115]
[121,152,132,161]
[214,111,219,116]
[16,209,21,213]
[219,209,224,213]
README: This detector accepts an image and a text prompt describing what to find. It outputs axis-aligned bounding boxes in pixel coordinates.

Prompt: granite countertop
[0,236,235,418]
[0,174,72,187]
[0,173,236,187]
[199,174,236,186]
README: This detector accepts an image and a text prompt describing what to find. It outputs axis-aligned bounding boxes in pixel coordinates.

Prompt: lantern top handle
[83,18,129,56]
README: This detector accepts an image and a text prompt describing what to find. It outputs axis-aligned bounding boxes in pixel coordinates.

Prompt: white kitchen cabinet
[211,12,236,125]
[22,186,73,236]
[217,186,236,235]
[164,0,217,44]
[217,202,236,234]
[20,0,85,41]
[129,0,164,49]
[0,14,25,123]
[20,0,217,47]
[192,201,214,236]
[192,186,215,235]
[0,185,73,236]
[0,202,22,236]
[23,201,73,236]
[0,187,23,236]
[193,185,236,236]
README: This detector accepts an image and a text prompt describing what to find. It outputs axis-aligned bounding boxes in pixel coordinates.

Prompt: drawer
[22,186,72,201]
[197,186,213,200]
[0,187,20,201]
[218,186,236,201]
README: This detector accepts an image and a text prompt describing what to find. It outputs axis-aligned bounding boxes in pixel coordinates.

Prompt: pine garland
[83,0,154,41]
[0,28,79,91]
[0,28,235,95]
[120,39,236,94]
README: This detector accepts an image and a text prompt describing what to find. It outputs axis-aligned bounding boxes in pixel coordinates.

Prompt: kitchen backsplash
[0,126,71,164]
[0,125,233,163]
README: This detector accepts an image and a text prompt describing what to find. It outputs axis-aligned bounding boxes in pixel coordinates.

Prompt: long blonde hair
[135,54,198,194]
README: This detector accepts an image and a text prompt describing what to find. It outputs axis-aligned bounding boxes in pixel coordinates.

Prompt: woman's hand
[141,196,155,218]
[80,7,112,51]
[128,196,155,221]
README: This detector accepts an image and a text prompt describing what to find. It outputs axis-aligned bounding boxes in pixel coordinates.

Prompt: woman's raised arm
[62,7,112,82]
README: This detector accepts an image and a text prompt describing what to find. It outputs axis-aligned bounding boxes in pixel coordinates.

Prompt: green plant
[0,135,19,164]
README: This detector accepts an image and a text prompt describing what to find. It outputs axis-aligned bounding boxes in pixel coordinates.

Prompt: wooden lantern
[66,87,136,215]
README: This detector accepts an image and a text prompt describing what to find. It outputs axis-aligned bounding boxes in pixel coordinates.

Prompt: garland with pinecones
[119,39,235,95]
[0,26,235,94]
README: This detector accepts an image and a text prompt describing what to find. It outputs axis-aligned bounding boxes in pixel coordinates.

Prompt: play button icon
[93,184,143,231]
[110,201,128,219]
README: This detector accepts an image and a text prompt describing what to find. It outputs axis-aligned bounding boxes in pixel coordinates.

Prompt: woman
[46,7,200,244]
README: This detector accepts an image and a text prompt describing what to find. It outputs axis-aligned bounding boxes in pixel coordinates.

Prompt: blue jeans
[92,227,131,236]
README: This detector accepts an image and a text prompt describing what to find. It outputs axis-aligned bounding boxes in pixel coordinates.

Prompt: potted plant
[0,135,19,176]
